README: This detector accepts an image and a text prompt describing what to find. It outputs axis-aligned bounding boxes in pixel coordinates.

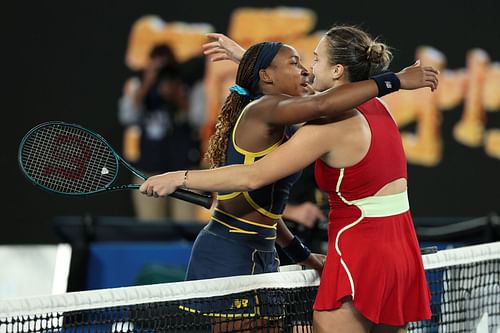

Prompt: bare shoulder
[376,97,397,124]
[376,97,391,111]
[298,117,344,138]
[245,95,288,117]
[284,121,336,155]
[305,108,359,126]
[302,110,368,145]
[286,119,347,158]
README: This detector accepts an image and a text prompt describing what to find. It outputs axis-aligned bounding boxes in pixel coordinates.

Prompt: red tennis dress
[313,98,431,325]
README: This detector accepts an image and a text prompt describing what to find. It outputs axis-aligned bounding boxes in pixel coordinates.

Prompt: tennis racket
[18,121,213,209]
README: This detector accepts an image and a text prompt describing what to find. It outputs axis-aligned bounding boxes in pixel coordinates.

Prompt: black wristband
[370,72,401,97]
[282,236,311,263]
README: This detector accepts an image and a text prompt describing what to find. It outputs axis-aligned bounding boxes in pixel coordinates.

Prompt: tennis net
[1,241,499,332]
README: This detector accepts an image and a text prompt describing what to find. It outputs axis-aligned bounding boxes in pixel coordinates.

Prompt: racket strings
[21,124,118,194]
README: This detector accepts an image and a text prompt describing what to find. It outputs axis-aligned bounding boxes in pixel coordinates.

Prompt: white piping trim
[335,168,344,193]
[333,169,411,300]
[334,214,364,299]
[334,168,364,299]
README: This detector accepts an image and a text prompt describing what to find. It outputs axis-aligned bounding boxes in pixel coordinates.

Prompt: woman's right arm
[139,123,330,197]
[264,62,439,125]
[203,33,439,126]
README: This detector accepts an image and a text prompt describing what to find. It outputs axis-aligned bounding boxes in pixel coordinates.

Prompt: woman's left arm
[202,33,245,63]
[139,124,329,197]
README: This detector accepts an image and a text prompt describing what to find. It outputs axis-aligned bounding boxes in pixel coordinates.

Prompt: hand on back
[202,33,246,63]
[397,60,440,91]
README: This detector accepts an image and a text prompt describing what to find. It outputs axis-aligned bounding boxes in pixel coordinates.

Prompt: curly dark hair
[205,43,266,168]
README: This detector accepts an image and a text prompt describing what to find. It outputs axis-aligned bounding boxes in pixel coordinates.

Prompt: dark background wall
[4,0,499,243]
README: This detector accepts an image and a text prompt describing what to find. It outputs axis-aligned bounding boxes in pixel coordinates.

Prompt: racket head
[19,121,121,195]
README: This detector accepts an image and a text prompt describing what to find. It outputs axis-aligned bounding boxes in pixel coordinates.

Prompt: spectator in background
[118,43,200,222]
[179,55,207,131]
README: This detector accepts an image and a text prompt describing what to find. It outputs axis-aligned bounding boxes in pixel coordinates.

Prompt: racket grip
[170,188,213,209]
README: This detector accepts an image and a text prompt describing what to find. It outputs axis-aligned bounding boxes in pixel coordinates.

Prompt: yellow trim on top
[232,105,284,158]
[212,216,258,235]
[234,137,283,157]
[243,154,255,165]
[214,155,255,200]
[222,105,286,219]
[215,208,277,229]
[243,192,282,220]
[216,192,241,200]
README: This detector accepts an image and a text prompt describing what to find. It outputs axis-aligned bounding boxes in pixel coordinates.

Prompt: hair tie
[366,43,374,60]
[229,84,251,97]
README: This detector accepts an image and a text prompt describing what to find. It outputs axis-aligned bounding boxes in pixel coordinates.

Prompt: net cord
[0,266,318,318]
[1,242,499,319]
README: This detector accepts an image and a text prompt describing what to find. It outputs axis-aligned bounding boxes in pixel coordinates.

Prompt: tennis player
[141,26,437,332]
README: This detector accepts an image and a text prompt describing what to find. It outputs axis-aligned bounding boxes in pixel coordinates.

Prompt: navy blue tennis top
[217,106,302,219]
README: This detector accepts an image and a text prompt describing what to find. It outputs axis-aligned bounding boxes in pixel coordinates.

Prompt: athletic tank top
[315,98,407,211]
[217,106,302,219]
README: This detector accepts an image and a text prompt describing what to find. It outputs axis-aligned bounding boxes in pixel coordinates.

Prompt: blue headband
[250,42,283,95]
[229,84,251,97]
